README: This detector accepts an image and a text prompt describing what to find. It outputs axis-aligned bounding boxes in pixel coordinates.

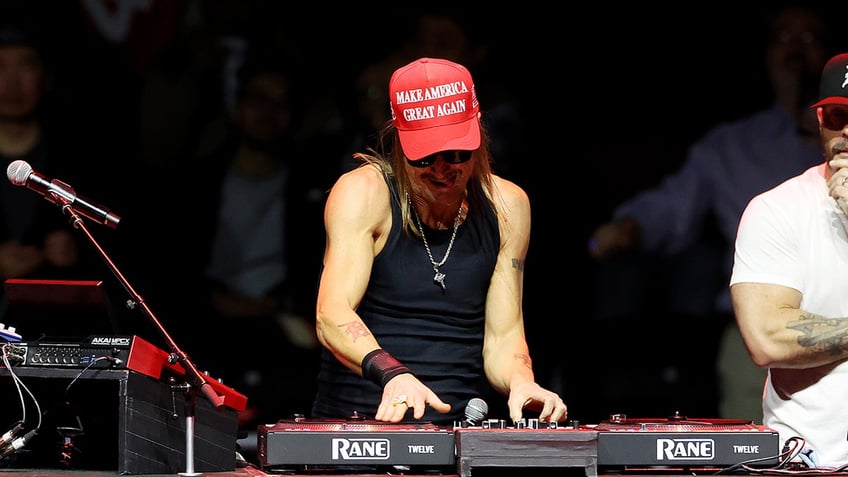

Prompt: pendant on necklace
[433,270,446,291]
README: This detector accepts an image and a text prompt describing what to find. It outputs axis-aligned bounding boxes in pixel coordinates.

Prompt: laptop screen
[3,278,123,341]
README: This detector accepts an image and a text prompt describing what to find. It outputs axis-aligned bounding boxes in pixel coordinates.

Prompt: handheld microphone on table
[6,160,121,229]
[464,397,488,427]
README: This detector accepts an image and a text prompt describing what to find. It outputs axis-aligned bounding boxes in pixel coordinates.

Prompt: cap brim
[400,117,481,161]
[810,97,848,109]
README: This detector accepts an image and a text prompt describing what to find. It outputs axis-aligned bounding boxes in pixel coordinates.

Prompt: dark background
[4,0,843,426]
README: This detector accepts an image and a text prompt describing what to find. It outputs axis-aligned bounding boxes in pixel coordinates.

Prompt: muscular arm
[482,177,566,423]
[731,282,848,369]
[314,165,451,421]
[314,165,387,372]
[482,176,533,393]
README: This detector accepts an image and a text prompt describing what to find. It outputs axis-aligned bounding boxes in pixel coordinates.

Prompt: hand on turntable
[508,380,568,424]
[374,373,451,422]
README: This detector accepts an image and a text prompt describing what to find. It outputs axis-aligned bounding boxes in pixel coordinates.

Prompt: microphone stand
[54,197,225,476]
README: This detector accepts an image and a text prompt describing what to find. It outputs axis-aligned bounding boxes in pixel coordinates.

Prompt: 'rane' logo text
[331,438,390,460]
[656,439,715,460]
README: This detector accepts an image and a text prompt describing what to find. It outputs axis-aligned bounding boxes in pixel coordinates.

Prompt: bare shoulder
[490,175,530,215]
[488,175,531,250]
[328,165,389,209]
[331,164,386,195]
[326,164,391,230]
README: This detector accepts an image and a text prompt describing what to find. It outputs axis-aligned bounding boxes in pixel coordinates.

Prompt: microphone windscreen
[465,397,488,425]
[7,160,30,185]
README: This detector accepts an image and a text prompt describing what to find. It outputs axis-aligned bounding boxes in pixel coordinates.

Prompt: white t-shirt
[731,163,848,467]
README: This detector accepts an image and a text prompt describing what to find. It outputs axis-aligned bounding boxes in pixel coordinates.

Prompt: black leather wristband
[361,349,412,387]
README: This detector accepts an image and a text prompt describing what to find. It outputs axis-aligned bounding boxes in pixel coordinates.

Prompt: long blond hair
[352,119,497,238]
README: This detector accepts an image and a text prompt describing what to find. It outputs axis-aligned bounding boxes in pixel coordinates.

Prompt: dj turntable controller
[257,414,780,476]
[595,414,779,469]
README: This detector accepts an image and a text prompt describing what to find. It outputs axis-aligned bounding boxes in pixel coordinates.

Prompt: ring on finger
[392,394,408,406]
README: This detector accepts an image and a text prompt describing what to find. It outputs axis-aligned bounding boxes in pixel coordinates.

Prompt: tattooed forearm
[514,353,532,369]
[511,258,525,271]
[787,313,848,355]
[341,321,370,342]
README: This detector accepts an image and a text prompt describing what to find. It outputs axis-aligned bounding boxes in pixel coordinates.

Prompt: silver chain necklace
[408,194,463,291]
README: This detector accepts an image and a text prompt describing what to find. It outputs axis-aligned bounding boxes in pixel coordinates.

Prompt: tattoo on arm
[787,313,848,355]
[511,258,525,271]
[514,353,532,369]
[341,321,370,343]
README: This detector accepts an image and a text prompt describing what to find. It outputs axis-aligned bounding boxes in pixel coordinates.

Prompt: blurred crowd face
[233,71,291,148]
[0,44,46,121]
[412,15,472,64]
[766,6,827,93]
[766,6,828,139]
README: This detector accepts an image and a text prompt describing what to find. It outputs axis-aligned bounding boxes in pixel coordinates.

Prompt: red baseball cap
[389,57,480,161]
[811,53,848,108]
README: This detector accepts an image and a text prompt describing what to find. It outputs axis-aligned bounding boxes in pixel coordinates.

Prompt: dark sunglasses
[822,106,848,131]
[407,150,473,168]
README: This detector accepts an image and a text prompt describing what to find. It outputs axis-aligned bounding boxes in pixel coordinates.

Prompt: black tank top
[311,174,500,425]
